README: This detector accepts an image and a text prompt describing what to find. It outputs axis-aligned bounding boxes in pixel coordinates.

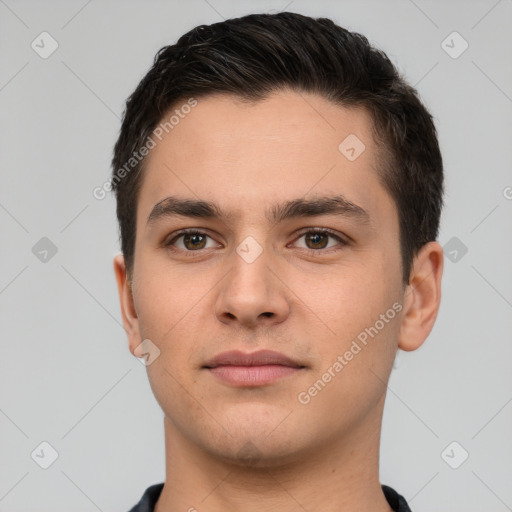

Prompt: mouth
[202,349,306,387]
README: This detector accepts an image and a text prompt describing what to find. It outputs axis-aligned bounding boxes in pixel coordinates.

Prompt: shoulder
[382,484,413,512]
[126,482,164,512]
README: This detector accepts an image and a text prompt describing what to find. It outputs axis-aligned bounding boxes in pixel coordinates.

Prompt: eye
[291,228,347,252]
[163,228,348,256]
[165,229,218,251]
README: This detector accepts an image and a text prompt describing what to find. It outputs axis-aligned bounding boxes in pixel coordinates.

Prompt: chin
[200,415,314,469]
[209,437,307,470]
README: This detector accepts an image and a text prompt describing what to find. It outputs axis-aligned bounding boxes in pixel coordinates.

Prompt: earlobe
[113,254,141,356]
[397,241,444,352]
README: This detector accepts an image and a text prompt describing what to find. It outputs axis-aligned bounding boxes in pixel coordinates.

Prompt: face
[118,89,412,466]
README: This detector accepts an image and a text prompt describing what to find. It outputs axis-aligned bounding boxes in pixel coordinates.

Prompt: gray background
[1,0,511,511]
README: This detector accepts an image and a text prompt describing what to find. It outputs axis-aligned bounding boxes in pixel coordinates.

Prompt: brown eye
[292,229,347,253]
[304,232,329,249]
[182,233,207,250]
[166,230,217,251]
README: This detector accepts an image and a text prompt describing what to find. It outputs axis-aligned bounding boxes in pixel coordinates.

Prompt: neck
[155,395,393,512]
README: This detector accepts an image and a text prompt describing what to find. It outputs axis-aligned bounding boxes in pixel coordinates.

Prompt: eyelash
[163,228,348,257]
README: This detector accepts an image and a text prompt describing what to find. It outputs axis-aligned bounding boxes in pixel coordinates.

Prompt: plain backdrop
[1,0,511,511]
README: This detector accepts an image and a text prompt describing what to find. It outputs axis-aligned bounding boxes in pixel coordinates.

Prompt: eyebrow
[146,194,372,227]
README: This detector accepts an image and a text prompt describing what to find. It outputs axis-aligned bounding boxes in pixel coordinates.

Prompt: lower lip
[206,365,302,386]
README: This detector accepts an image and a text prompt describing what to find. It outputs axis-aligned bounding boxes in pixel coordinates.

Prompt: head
[112,12,444,467]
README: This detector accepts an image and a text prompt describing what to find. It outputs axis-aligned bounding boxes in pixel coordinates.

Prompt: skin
[114,89,443,512]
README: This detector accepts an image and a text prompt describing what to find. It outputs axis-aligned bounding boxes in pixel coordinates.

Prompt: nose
[214,241,290,329]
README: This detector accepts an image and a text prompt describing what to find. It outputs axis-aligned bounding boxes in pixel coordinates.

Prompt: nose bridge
[229,234,273,300]
[215,233,289,325]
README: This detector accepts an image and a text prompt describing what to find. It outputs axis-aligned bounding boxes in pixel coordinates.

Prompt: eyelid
[292,227,348,242]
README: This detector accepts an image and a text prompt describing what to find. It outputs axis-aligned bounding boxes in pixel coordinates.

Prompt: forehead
[137,89,394,229]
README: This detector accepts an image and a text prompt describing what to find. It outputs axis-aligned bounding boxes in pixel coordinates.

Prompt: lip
[203,349,306,387]
[203,349,304,368]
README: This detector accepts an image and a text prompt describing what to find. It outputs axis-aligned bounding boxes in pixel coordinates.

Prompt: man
[111,11,444,512]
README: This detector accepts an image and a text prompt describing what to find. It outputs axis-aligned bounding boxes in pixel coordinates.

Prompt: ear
[113,253,141,357]
[398,241,444,352]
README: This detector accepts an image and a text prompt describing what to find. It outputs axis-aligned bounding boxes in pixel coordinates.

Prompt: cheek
[300,261,401,381]
[133,256,196,338]
[136,270,202,416]
[295,265,387,339]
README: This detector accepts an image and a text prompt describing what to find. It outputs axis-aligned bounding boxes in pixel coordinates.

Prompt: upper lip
[203,349,304,369]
